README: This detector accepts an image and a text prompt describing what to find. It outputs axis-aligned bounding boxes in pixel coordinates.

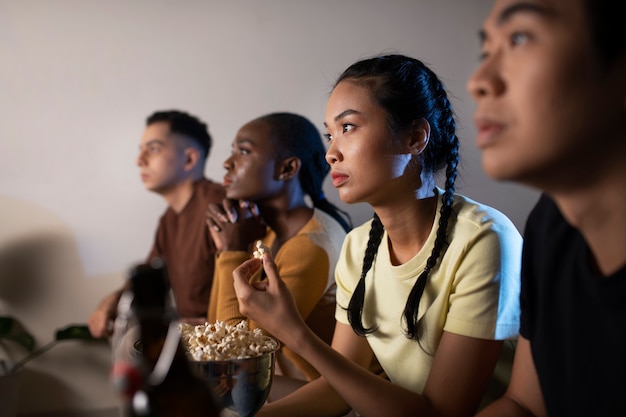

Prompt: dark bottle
[121,258,223,417]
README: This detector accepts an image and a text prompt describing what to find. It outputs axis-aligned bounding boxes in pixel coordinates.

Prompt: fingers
[206,216,220,232]
[206,202,226,232]
[207,199,256,226]
[233,258,263,291]
[222,199,239,223]
[239,200,261,218]
[260,252,280,285]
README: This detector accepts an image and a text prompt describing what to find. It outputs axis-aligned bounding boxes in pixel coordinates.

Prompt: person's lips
[222,175,232,187]
[331,171,349,187]
[140,172,149,182]
[474,117,505,149]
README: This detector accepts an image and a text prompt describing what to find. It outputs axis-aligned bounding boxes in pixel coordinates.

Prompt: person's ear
[408,118,430,156]
[183,147,201,172]
[276,156,301,181]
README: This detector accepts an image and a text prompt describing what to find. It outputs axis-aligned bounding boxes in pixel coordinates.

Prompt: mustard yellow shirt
[209,209,346,380]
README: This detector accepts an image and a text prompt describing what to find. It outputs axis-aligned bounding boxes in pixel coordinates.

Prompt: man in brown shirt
[88,110,225,337]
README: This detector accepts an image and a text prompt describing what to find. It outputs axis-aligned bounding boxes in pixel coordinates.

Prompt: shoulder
[451,193,522,244]
[194,178,226,203]
[304,210,348,248]
[337,218,376,265]
[522,194,581,268]
[525,194,567,237]
[275,232,329,268]
[441,193,524,269]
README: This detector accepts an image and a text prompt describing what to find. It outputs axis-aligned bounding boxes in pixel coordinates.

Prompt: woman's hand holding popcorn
[232,252,308,348]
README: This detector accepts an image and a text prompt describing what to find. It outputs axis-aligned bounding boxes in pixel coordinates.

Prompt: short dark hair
[146,110,212,159]
[585,0,626,66]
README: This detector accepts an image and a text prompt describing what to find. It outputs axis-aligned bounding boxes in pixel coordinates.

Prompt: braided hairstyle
[258,112,352,233]
[339,55,460,340]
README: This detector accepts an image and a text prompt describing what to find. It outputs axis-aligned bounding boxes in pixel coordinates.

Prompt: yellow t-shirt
[335,191,522,393]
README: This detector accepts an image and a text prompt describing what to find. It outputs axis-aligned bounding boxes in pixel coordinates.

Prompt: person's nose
[467,51,505,101]
[136,149,147,167]
[223,154,234,171]
[325,139,342,165]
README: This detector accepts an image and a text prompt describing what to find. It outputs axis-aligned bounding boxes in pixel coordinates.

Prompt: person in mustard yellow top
[205,112,351,396]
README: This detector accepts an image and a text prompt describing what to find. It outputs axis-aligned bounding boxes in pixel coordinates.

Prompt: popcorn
[252,240,271,260]
[179,320,278,361]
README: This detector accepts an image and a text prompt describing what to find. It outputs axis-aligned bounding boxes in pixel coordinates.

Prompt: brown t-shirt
[148,178,225,318]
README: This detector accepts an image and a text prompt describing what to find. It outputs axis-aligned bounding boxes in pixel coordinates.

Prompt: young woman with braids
[205,112,351,393]
[232,55,523,417]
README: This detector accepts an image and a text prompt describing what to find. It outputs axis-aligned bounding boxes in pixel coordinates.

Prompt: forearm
[288,326,430,417]
[476,396,538,417]
[259,375,352,417]
[99,286,126,315]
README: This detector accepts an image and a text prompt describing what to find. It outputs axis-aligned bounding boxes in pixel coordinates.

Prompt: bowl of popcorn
[180,320,279,417]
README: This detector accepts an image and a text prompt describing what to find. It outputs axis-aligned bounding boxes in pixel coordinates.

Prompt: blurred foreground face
[136,121,187,194]
[467,0,625,191]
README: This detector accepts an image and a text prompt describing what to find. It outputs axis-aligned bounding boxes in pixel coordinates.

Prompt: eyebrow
[323,109,362,127]
[234,137,255,146]
[478,1,550,44]
[141,139,165,148]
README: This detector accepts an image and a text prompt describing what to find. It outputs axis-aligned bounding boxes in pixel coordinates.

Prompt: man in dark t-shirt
[469,0,626,416]
[88,110,225,337]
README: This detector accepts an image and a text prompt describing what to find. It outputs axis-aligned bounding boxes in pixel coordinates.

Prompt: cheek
[388,154,413,179]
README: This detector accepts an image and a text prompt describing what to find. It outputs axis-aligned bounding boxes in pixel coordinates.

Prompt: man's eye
[149,146,161,153]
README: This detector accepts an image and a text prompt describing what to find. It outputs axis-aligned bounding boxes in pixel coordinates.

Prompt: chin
[336,190,363,206]
[481,155,520,182]
[225,190,243,200]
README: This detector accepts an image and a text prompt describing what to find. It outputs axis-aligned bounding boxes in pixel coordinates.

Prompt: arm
[210,234,330,329]
[476,337,547,417]
[260,322,374,417]
[208,250,252,325]
[87,282,128,338]
[234,256,500,417]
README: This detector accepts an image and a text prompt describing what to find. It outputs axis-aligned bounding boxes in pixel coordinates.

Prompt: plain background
[0,1,539,415]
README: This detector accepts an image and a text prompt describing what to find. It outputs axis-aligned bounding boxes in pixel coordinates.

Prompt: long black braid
[340,55,460,341]
[259,112,352,233]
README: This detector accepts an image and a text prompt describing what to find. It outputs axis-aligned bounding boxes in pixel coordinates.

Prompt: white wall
[0,0,539,415]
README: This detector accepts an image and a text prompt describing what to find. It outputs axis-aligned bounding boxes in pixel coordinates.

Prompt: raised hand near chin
[206,199,266,252]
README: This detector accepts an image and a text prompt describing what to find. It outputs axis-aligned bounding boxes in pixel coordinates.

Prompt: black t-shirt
[520,195,626,416]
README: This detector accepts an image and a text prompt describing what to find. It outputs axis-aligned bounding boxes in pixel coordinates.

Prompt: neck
[161,178,200,213]
[257,191,313,250]
[373,188,438,265]
[551,174,626,276]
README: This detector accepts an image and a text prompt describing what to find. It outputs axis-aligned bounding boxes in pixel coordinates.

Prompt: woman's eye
[324,133,333,142]
[510,31,530,46]
[342,124,354,133]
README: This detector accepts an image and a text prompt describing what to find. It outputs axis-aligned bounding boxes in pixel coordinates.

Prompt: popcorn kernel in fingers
[253,240,271,259]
